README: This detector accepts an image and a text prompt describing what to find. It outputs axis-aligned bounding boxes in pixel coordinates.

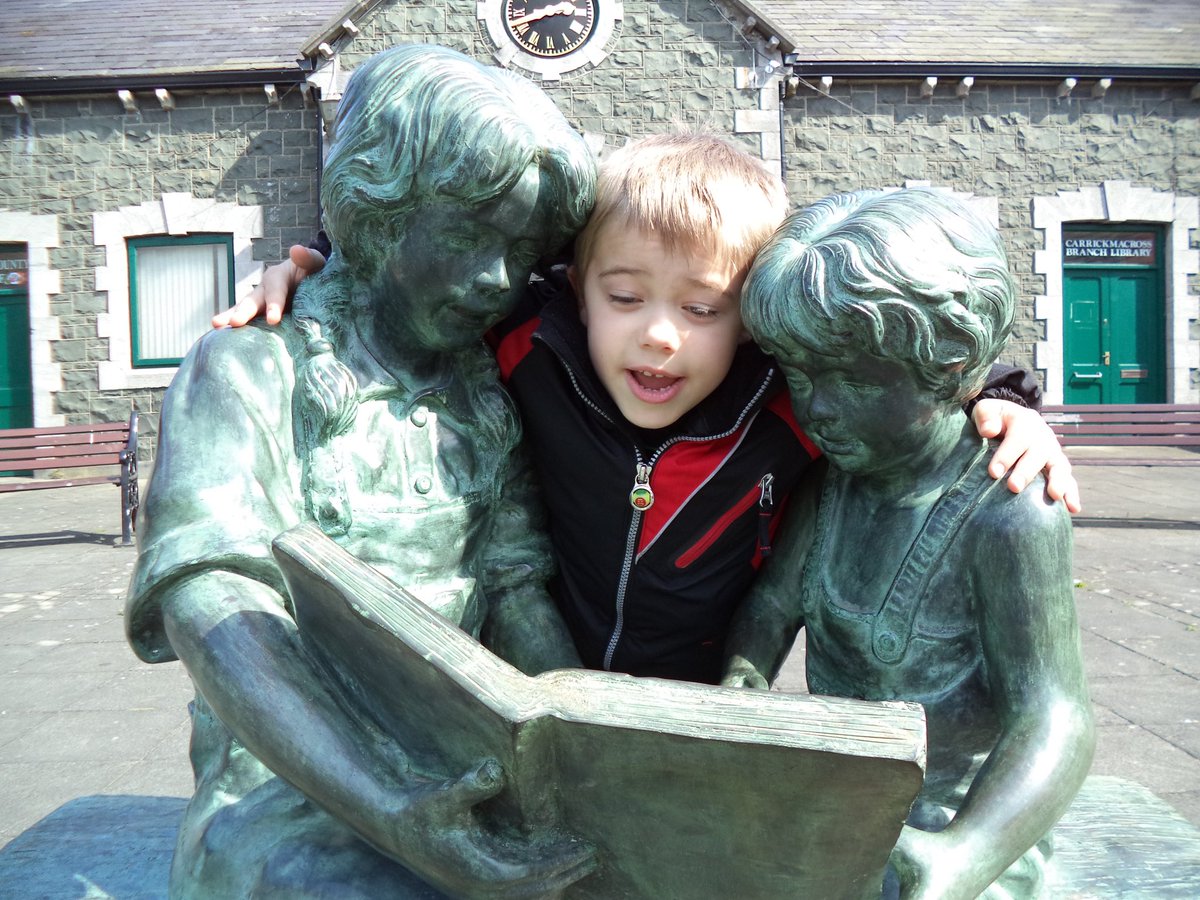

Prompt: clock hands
[508,1,579,28]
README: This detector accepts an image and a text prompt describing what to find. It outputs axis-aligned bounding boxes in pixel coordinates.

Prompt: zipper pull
[629,463,655,511]
[757,473,775,558]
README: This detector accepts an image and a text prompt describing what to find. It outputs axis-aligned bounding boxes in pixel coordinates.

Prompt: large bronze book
[274,523,926,899]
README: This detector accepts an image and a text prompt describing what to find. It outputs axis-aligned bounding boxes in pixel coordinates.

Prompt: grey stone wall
[0,87,321,454]
[780,79,1200,371]
[339,0,765,153]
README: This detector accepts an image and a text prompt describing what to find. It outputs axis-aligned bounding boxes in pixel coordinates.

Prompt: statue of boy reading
[126,45,596,899]
[723,188,1095,899]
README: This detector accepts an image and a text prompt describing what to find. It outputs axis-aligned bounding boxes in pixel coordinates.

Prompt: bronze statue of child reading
[723,187,1096,898]
[127,45,597,899]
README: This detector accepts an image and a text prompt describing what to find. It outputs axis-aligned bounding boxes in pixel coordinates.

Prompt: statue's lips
[446,303,494,329]
[626,369,683,403]
[810,431,857,454]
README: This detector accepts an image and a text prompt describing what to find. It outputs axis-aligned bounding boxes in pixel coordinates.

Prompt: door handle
[1103,351,1111,365]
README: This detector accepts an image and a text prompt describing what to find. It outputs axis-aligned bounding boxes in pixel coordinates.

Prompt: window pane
[133,241,229,363]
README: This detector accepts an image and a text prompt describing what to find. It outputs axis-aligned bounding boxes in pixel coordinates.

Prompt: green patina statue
[125,45,597,898]
[723,187,1096,898]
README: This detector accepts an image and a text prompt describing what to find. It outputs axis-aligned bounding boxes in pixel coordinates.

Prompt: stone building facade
[0,0,1197,459]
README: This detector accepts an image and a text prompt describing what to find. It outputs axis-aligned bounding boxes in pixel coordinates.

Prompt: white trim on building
[0,210,63,427]
[93,193,265,390]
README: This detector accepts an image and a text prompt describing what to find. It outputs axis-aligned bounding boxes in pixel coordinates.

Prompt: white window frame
[127,234,235,368]
[94,193,263,390]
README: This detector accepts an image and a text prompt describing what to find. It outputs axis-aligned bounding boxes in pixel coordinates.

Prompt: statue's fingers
[448,758,506,807]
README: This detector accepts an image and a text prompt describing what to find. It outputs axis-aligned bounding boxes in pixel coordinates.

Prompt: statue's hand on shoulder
[394,757,596,899]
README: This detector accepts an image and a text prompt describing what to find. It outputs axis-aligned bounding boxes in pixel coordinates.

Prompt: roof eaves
[0,66,307,98]
[299,0,388,60]
[784,60,1200,82]
[722,0,800,53]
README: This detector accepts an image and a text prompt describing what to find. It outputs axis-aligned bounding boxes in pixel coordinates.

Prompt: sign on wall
[0,247,28,289]
[1062,231,1157,266]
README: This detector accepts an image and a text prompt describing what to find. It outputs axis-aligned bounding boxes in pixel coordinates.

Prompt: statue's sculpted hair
[320,44,595,276]
[573,132,787,282]
[742,188,1016,404]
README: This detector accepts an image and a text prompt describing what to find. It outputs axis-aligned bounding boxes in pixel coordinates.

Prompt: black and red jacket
[492,269,822,684]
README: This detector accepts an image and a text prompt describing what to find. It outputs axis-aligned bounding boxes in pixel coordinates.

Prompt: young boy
[218,133,1077,685]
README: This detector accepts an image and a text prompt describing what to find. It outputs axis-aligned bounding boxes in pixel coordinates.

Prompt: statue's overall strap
[871,440,1005,664]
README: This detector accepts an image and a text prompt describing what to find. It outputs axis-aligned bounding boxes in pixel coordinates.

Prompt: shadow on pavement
[1072,517,1200,531]
[0,530,128,549]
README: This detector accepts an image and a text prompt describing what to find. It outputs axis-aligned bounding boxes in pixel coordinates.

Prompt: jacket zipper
[757,472,776,558]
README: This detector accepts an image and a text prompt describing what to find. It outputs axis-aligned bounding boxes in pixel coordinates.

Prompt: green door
[0,286,33,430]
[1062,230,1165,404]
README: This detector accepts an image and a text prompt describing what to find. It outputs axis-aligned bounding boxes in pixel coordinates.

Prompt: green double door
[1062,229,1165,405]
[1,278,33,430]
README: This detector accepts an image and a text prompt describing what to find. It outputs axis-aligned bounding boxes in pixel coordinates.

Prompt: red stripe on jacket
[495,317,540,383]
[636,433,744,557]
[766,391,821,459]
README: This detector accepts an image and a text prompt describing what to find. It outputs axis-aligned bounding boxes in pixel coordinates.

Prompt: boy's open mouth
[627,369,683,403]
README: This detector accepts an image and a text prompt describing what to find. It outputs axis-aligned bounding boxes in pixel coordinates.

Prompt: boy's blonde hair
[573,132,788,280]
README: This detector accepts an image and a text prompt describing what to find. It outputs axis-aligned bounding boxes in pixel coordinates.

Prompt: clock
[478,0,623,81]
[503,1,596,59]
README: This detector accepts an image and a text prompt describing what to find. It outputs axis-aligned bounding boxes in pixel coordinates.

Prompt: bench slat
[0,421,130,439]
[1041,403,1200,413]
[1049,425,1200,436]
[0,453,126,471]
[0,442,128,461]
[1059,436,1200,446]
[0,475,121,492]
[0,432,130,451]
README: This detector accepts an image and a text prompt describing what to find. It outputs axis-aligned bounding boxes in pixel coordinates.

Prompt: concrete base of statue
[3,778,1198,898]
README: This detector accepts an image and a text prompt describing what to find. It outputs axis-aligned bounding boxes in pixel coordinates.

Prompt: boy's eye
[609,293,640,305]
[684,304,719,320]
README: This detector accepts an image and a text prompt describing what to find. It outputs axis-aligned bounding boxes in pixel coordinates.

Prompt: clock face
[503,1,597,59]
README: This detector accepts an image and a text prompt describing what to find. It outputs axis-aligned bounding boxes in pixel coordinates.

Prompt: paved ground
[1,452,1198,897]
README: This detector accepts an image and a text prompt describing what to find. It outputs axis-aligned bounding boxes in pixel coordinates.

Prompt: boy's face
[572,224,747,430]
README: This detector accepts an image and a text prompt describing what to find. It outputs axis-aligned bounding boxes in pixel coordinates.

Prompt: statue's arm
[161,571,427,842]
[162,564,594,897]
[891,494,1095,899]
[720,469,822,689]
[480,440,582,675]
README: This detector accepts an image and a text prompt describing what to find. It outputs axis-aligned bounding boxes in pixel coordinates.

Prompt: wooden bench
[0,412,140,544]
[1041,403,1200,467]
